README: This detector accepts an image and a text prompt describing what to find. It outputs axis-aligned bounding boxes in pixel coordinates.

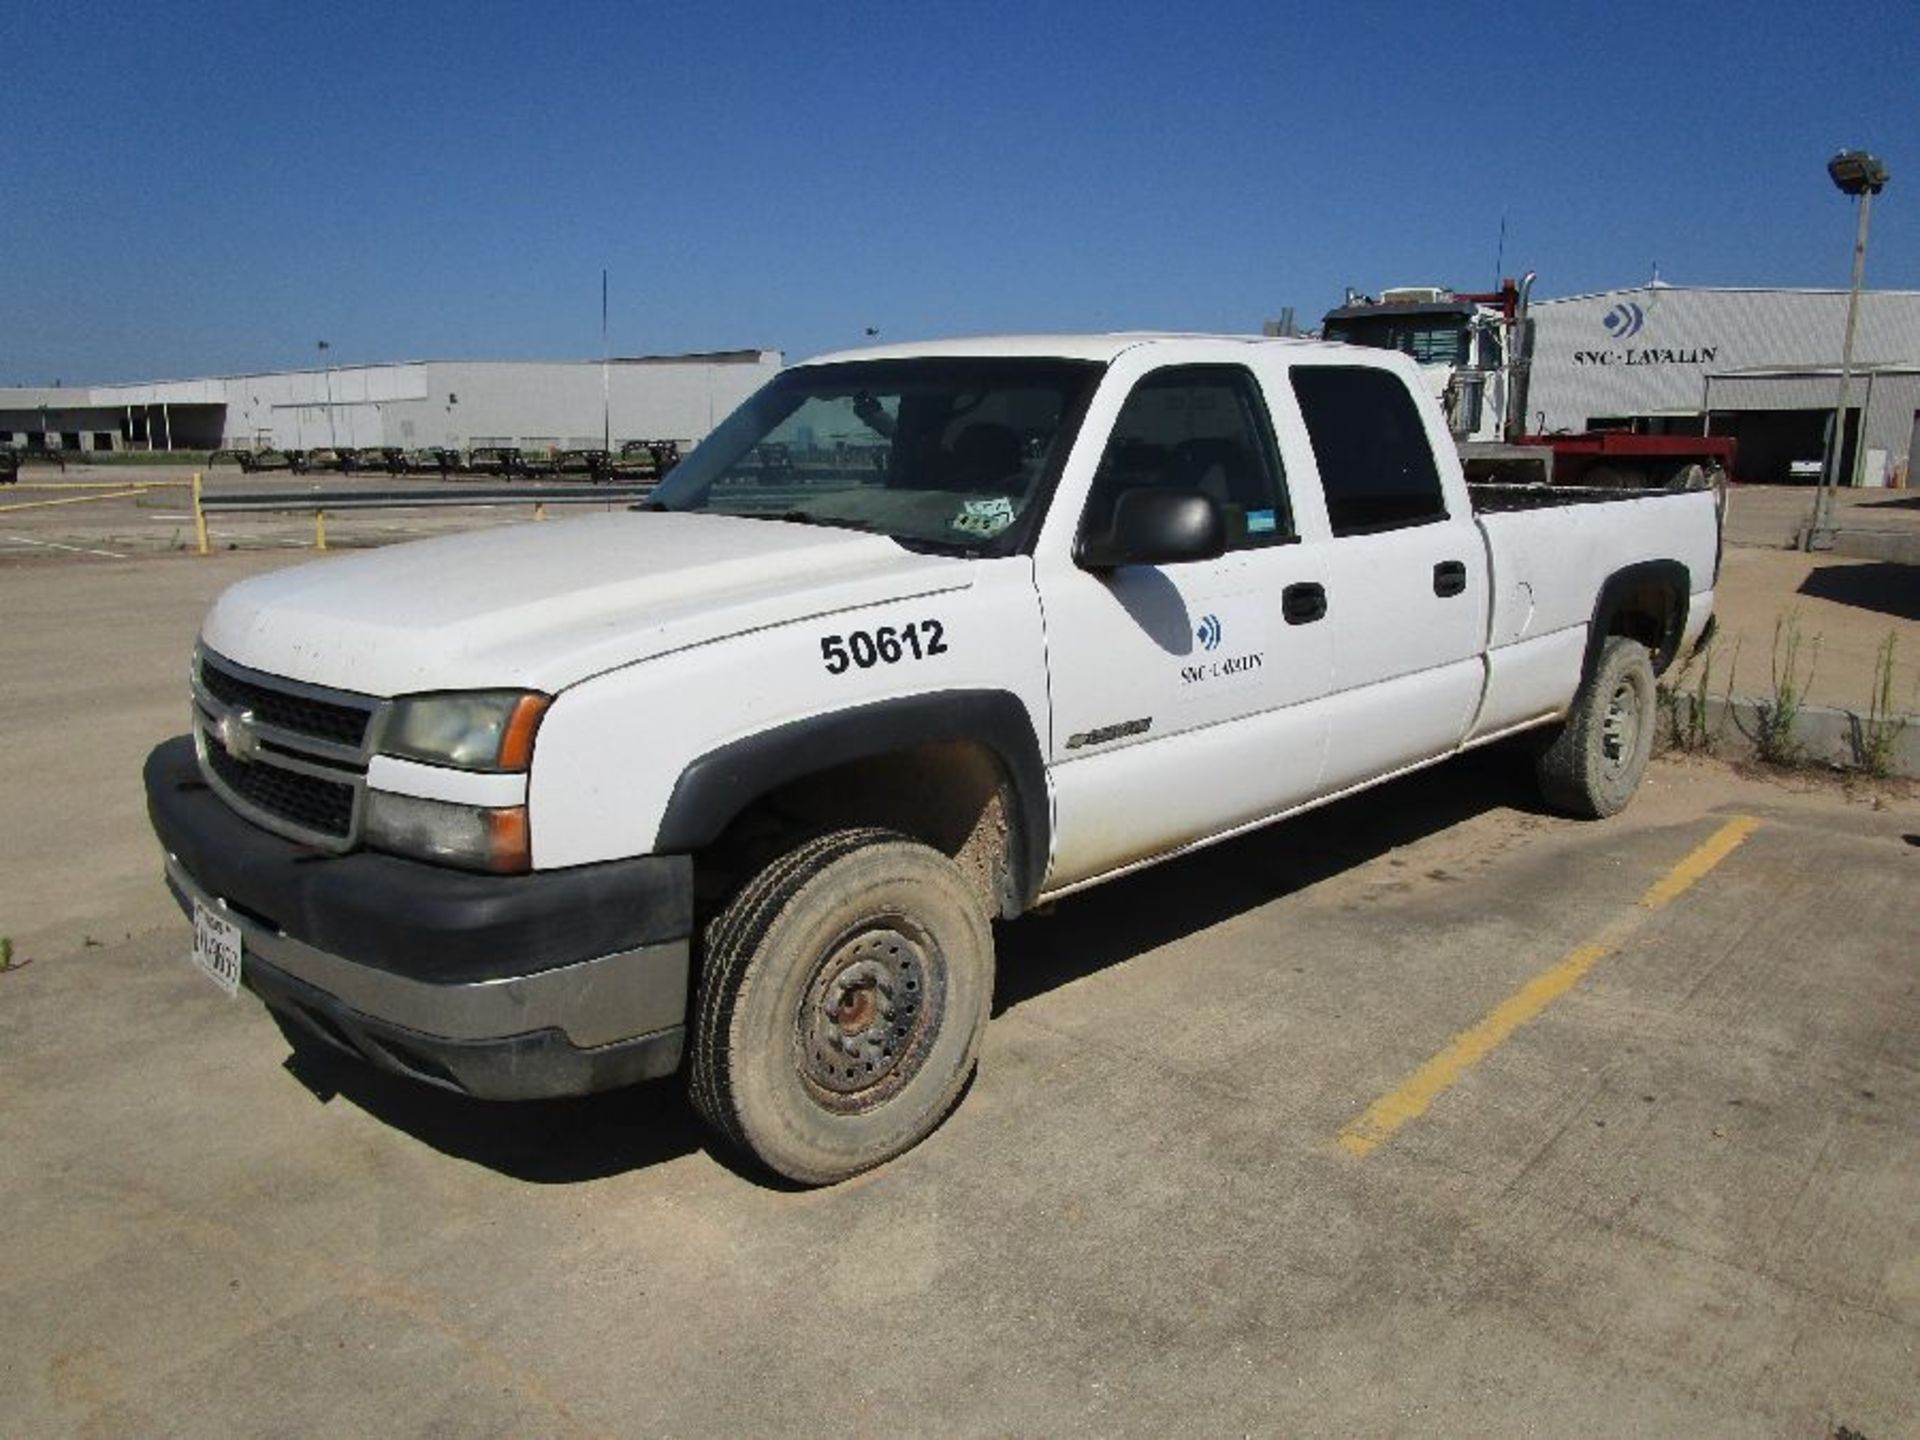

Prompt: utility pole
[1806,150,1890,550]
[318,339,337,451]
[601,269,611,453]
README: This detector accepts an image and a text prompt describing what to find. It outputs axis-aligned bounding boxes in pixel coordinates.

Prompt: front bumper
[145,735,693,1100]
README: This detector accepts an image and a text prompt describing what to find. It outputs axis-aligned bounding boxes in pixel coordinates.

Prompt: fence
[190,473,657,554]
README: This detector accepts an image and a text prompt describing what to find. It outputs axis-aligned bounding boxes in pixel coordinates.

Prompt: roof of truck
[799,333,1326,367]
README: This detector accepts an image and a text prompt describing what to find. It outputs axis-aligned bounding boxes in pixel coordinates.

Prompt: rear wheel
[689,828,994,1184]
[1536,637,1657,818]
[1583,463,1652,490]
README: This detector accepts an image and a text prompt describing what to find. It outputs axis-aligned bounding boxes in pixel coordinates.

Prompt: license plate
[191,900,242,998]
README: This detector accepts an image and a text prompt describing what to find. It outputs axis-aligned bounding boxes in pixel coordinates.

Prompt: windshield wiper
[731,508,879,534]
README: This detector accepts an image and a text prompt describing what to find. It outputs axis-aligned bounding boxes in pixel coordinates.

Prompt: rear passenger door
[1284,361,1490,786]
[1036,360,1335,891]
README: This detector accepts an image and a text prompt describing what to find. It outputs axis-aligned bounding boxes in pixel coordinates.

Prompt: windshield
[1325,316,1472,367]
[647,358,1104,555]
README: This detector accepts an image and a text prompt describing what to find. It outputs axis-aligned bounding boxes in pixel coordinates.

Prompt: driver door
[1035,361,1334,892]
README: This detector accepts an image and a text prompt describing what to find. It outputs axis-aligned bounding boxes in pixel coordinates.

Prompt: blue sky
[4,0,1914,383]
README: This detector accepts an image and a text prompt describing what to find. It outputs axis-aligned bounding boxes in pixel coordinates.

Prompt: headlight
[365,792,531,873]
[382,691,549,771]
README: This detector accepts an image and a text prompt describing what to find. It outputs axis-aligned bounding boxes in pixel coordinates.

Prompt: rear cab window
[1289,365,1448,537]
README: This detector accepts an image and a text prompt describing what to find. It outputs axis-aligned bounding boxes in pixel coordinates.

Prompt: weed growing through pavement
[1854,631,1911,779]
[1659,634,1739,754]
[1752,612,1818,768]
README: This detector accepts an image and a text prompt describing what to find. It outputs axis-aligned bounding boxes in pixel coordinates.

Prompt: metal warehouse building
[1528,286,1920,486]
[0,351,782,455]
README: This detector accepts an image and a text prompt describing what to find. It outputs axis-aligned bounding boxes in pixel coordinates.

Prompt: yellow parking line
[1337,815,1761,1158]
[0,487,151,513]
[1638,814,1761,911]
[6,478,187,490]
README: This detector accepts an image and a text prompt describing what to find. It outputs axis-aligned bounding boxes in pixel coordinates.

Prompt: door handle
[1282,581,1327,625]
[1433,560,1468,597]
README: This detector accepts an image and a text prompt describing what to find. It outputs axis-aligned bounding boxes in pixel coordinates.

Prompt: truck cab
[1322,285,1517,445]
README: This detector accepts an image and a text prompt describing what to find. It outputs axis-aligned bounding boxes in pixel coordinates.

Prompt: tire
[1667,462,1720,492]
[1536,636,1657,818]
[1583,463,1652,490]
[689,828,994,1185]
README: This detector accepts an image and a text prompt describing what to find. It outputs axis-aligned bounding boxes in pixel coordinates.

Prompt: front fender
[654,689,1051,908]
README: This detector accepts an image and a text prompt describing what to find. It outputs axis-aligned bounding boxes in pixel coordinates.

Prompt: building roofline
[1536,284,1920,305]
[37,350,783,393]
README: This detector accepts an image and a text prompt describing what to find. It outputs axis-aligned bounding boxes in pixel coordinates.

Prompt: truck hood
[200,511,974,696]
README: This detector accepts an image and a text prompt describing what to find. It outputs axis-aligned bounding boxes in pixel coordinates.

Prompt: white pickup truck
[146,334,1720,1182]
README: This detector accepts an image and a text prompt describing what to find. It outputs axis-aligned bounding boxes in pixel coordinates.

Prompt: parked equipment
[340,447,408,476]
[402,447,468,477]
[555,448,615,482]
[209,448,296,474]
[616,438,683,480]
[294,447,347,474]
[467,445,542,478]
[1324,276,1736,488]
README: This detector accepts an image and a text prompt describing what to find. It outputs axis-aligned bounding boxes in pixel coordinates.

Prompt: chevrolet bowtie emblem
[216,708,262,763]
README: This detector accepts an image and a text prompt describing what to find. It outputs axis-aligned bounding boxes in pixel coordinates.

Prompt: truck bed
[1468,481,1709,512]
[1462,484,1721,742]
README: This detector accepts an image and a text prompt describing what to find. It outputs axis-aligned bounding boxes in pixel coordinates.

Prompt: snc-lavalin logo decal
[1602,301,1646,340]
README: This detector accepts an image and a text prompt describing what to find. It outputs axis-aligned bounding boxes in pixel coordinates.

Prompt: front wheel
[1536,636,1657,818]
[689,828,994,1185]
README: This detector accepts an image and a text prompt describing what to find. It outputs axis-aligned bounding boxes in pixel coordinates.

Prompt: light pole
[1806,149,1890,550]
[318,339,337,451]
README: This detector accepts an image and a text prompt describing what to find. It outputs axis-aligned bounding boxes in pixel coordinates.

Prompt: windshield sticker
[950,496,1015,537]
[1246,508,1277,535]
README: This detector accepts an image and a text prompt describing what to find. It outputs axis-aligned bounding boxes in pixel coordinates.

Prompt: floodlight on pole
[1806,150,1889,550]
[318,340,337,451]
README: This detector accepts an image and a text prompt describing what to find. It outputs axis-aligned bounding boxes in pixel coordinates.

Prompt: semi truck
[146,333,1721,1184]
[1323,276,1738,489]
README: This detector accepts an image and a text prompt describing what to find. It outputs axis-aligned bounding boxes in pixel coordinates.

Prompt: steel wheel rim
[1601,676,1643,780]
[796,918,945,1114]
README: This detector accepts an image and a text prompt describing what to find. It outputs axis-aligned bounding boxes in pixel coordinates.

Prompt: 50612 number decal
[821,620,947,674]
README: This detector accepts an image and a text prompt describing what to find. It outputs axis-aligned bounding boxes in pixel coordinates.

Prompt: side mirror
[1076,489,1227,570]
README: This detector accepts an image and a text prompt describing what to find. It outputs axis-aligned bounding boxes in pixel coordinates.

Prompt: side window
[1290,365,1448,536]
[1081,365,1290,550]
[1476,325,1504,371]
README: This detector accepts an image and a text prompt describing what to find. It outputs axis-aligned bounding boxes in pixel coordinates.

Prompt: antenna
[1493,210,1507,289]
[601,268,610,452]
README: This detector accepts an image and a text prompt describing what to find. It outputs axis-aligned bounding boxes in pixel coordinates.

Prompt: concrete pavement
[1,501,1916,1437]
[3,760,1914,1435]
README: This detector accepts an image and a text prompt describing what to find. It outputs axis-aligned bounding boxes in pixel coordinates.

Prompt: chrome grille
[200,657,371,747]
[205,740,356,837]
[192,649,380,851]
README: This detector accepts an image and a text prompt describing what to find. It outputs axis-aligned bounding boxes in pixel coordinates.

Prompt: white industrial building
[0,351,782,455]
[1527,286,1920,486]
[11,289,1919,487]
